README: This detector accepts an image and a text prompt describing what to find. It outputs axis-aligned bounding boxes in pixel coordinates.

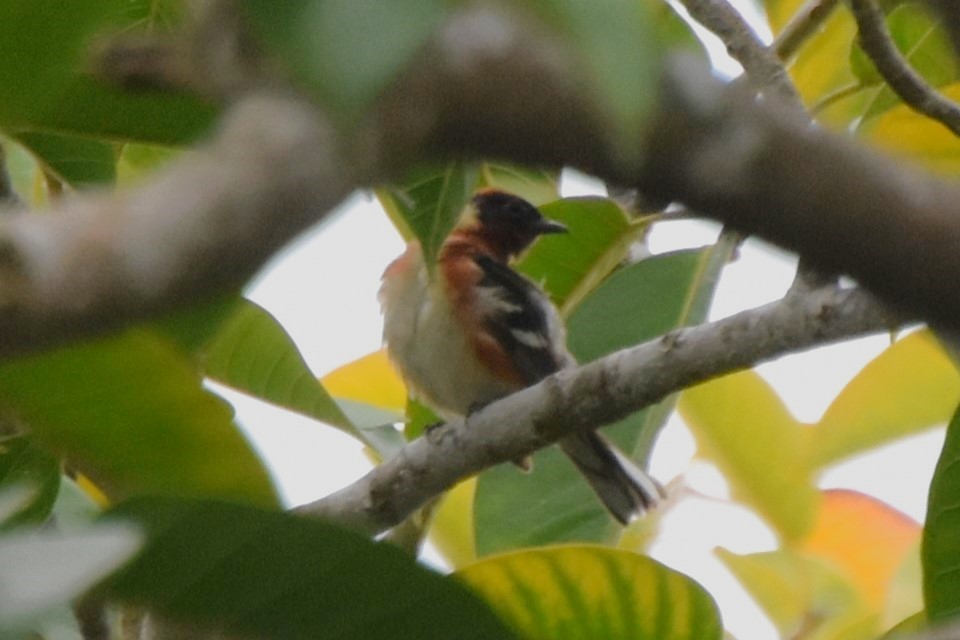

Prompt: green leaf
[99,497,517,640]
[923,401,960,622]
[377,162,480,268]
[128,0,185,30]
[477,163,560,207]
[516,197,641,313]
[850,3,958,125]
[241,0,449,121]
[0,134,40,205]
[0,438,60,529]
[202,299,354,433]
[566,248,725,364]
[523,0,660,160]
[457,545,722,640]
[0,330,279,507]
[679,370,818,540]
[0,523,141,633]
[650,0,707,57]
[0,1,215,144]
[404,397,440,441]
[880,612,926,638]
[11,131,116,187]
[151,295,242,354]
[774,1,861,122]
[378,161,558,269]
[810,330,960,468]
[116,142,179,186]
[475,248,726,554]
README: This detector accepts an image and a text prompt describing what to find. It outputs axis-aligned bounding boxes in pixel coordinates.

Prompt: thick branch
[0,93,356,356]
[300,287,893,534]
[634,59,960,331]
[1,6,959,353]
[852,0,960,137]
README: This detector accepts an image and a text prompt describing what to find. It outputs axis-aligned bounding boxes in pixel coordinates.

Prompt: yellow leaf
[764,0,860,113]
[766,0,806,34]
[321,349,407,413]
[861,83,960,175]
[74,473,109,508]
[718,545,884,638]
[789,11,859,110]
[679,370,819,540]
[803,490,920,611]
[457,545,722,639]
[428,478,476,569]
[811,330,960,468]
[883,543,922,630]
[715,548,808,635]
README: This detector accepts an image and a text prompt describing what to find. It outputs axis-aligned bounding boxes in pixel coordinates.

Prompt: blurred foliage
[0,0,957,637]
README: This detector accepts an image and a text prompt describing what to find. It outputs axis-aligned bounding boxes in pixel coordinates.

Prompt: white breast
[379,245,515,417]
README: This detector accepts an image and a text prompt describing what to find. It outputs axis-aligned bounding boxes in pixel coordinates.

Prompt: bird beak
[535,219,568,235]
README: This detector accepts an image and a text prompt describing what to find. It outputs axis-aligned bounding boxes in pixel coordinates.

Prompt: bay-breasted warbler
[380,188,660,524]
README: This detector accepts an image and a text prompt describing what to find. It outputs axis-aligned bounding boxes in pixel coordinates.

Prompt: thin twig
[672,0,836,293]
[809,81,866,115]
[300,287,895,534]
[851,0,960,137]
[924,0,960,56]
[773,0,841,61]
[676,0,801,106]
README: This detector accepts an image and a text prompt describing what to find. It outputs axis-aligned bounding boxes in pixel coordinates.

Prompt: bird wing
[474,255,661,521]
[472,254,570,384]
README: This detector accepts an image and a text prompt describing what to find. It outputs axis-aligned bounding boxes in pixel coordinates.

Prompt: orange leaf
[803,489,920,610]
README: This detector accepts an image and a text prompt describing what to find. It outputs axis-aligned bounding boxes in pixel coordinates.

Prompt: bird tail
[559,431,663,525]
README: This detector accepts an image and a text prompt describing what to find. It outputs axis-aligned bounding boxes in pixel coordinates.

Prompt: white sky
[217,7,944,638]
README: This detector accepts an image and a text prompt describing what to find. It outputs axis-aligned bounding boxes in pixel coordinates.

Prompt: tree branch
[0,5,958,353]
[924,0,960,56]
[299,287,894,534]
[774,0,840,61]
[0,93,356,356]
[675,0,801,106]
[649,0,835,292]
[852,0,960,137]
[635,57,960,333]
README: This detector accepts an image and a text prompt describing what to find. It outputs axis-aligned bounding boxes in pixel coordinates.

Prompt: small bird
[379,188,660,524]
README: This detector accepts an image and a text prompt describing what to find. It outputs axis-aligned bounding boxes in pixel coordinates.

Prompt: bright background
[214,8,944,638]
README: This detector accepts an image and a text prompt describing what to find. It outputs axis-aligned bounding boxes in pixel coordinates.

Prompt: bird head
[469,188,567,259]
